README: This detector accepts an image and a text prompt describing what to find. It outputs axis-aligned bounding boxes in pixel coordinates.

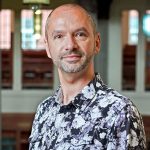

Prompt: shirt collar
[54,73,104,110]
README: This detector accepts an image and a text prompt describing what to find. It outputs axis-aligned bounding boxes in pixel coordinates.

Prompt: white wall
[2,90,52,113]
[1,66,59,113]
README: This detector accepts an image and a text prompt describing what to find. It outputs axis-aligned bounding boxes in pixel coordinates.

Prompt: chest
[39,105,112,149]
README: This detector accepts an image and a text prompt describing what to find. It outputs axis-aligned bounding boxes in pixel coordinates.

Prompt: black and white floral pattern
[29,73,146,150]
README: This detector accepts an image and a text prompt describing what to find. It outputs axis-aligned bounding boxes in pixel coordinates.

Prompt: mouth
[62,54,82,62]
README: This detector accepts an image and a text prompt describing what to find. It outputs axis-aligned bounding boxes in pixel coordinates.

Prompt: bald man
[29,4,146,150]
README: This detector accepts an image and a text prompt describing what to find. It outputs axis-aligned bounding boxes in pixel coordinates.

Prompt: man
[29,4,146,150]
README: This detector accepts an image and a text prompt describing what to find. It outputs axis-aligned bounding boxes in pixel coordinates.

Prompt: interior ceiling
[76,0,113,19]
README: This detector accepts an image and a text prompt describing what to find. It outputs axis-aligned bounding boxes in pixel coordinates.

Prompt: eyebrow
[74,27,89,34]
[51,27,89,36]
[51,30,64,37]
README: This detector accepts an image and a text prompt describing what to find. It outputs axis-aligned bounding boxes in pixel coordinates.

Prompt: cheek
[80,40,95,54]
[50,50,59,59]
[48,42,60,57]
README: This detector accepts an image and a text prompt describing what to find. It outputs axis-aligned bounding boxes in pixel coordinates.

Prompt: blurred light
[35,9,41,15]
[23,0,50,40]
[23,0,50,5]
[34,10,42,38]
[34,33,41,39]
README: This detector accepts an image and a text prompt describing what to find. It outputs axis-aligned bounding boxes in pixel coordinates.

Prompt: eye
[53,34,63,39]
[75,31,87,40]
[76,31,86,37]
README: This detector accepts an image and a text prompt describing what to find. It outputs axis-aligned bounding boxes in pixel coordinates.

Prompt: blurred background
[0,0,150,149]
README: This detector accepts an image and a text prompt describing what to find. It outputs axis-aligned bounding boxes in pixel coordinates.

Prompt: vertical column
[108,15,122,90]
[136,11,145,92]
[13,10,22,90]
[95,19,109,84]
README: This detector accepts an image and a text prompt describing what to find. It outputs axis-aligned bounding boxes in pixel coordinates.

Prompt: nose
[65,34,78,51]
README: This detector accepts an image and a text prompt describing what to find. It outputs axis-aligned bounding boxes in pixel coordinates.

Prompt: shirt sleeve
[106,103,147,150]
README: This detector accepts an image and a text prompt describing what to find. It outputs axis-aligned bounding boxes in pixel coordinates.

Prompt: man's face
[45,6,100,73]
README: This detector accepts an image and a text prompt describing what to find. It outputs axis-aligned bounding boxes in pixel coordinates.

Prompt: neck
[58,67,95,105]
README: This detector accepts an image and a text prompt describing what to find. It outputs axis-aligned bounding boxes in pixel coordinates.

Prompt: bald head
[45,4,97,39]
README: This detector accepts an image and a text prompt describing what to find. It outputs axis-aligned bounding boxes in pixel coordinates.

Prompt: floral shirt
[29,73,146,150]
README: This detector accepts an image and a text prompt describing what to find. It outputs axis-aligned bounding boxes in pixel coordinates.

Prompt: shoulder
[95,85,144,133]
[36,87,61,116]
[38,96,54,111]
[93,74,135,114]
[95,84,139,119]
[33,96,54,120]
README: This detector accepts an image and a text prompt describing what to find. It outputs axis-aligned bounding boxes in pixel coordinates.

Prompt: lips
[63,54,81,58]
[62,54,81,62]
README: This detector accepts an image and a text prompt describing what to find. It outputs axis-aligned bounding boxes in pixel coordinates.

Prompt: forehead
[48,6,93,30]
[51,5,89,20]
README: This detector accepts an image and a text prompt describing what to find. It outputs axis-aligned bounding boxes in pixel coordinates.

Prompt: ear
[94,33,101,54]
[44,38,52,58]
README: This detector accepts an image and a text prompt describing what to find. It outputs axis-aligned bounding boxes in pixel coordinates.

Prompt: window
[21,9,53,89]
[21,10,35,49]
[128,10,139,45]
[21,10,51,50]
[0,10,12,49]
[121,10,139,90]
[0,10,13,89]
